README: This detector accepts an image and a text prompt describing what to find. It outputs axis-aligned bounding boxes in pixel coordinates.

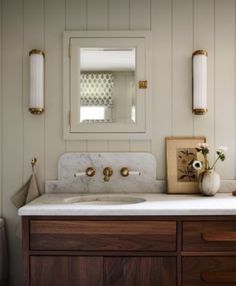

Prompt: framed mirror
[63,31,151,140]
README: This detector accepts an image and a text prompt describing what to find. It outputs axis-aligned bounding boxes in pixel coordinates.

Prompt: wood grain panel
[193,0,215,165]
[31,256,70,286]
[30,220,177,251]
[30,256,103,286]
[23,0,45,192]
[151,0,172,180]
[70,256,103,286]
[183,221,236,251]
[105,257,176,286]
[44,0,66,180]
[215,0,236,179]
[182,257,236,285]
[172,0,194,136]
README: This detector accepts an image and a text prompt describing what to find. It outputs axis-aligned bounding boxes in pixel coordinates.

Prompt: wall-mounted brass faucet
[74,167,95,178]
[103,167,113,182]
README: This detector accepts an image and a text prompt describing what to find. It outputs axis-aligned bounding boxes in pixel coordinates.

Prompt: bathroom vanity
[20,193,236,286]
[19,153,236,285]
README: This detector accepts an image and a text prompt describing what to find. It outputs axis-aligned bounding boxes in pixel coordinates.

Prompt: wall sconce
[29,49,45,114]
[192,50,208,115]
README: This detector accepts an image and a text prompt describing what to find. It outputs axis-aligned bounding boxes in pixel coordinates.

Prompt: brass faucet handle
[103,167,113,182]
[120,167,129,177]
[120,167,141,177]
[86,167,95,177]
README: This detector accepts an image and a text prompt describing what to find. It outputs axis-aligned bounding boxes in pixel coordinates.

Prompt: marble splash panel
[46,153,160,193]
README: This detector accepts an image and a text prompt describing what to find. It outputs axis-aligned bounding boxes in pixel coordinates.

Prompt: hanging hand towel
[11,173,40,209]
[11,158,41,239]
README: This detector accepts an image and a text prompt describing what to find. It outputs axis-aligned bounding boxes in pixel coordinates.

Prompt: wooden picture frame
[166,137,206,194]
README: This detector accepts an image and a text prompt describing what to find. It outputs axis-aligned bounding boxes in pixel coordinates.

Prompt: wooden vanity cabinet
[23,217,177,286]
[22,216,236,286]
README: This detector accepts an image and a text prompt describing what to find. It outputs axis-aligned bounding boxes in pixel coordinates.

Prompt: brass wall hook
[31,157,37,172]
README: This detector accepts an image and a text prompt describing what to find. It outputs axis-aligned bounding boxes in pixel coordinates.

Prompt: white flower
[192,160,203,170]
[217,146,228,153]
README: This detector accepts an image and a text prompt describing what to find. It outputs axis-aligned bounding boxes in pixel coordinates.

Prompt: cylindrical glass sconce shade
[192,50,208,115]
[29,49,45,114]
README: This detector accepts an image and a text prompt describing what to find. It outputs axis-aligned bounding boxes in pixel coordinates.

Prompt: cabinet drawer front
[183,221,236,251]
[182,257,236,285]
[30,220,176,251]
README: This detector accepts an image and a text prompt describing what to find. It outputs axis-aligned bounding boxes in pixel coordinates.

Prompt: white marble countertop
[18,193,236,216]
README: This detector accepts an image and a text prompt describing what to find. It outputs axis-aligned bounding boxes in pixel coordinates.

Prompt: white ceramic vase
[198,170,220,196]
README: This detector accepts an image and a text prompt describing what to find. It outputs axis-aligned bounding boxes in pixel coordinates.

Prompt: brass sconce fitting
[103,167,113,182]
[29,49,45,115]
[192,49,208,115]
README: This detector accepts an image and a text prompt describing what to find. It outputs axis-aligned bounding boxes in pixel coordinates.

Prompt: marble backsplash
[45,152,236,194]
[46,153,162,193]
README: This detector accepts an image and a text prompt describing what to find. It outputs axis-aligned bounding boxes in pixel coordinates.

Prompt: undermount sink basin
[64,195,146,205]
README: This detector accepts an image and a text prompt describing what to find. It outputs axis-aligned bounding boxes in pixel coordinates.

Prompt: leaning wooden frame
[166,136,206,194]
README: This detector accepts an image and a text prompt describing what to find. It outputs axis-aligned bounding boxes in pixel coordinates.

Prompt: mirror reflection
[80,48,136,124]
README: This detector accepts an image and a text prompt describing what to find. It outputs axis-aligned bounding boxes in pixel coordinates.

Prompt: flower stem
[204,155,209,170]
[210,156,220,170]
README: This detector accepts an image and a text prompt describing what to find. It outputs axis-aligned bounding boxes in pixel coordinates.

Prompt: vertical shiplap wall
[1,0,236,285]
[2,1,24,285]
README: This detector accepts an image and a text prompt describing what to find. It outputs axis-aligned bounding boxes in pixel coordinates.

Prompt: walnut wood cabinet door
[30,256,103,286]
[182,257,236,286]
[104,257,176,286]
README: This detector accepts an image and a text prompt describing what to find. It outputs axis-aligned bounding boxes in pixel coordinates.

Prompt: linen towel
[0,218,8,286]
[11,173,40,209]
[11,172,41,239]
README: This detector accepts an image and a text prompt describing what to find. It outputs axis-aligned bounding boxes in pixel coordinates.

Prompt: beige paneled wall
[1,0,236,285]
[214,0,236,178]
[2,1,24,285]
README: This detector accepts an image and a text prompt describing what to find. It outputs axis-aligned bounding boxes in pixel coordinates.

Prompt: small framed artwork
[166,136,206,194]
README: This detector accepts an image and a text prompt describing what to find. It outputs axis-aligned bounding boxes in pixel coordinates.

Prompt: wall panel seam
[192,0,195,136]
[22,0,25,188]
[43,0,46,190]
[128,0,131,30]
[213,0,216,162]
[0,0,2,217]
[171,0,173,136]
[86,0,88,31]
[234,0,236,179]
[107,0,109,30]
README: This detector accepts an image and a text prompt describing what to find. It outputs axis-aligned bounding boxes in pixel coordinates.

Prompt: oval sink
[64,195,146,205]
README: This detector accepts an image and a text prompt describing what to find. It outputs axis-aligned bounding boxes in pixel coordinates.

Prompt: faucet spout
[103,167,113,182]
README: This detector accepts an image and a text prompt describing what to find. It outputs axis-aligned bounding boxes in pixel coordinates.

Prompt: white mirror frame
[63,31,152,140]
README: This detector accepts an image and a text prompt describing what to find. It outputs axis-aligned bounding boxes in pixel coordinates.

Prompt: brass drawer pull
[201,271,236,283]
[202,232,236,242]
